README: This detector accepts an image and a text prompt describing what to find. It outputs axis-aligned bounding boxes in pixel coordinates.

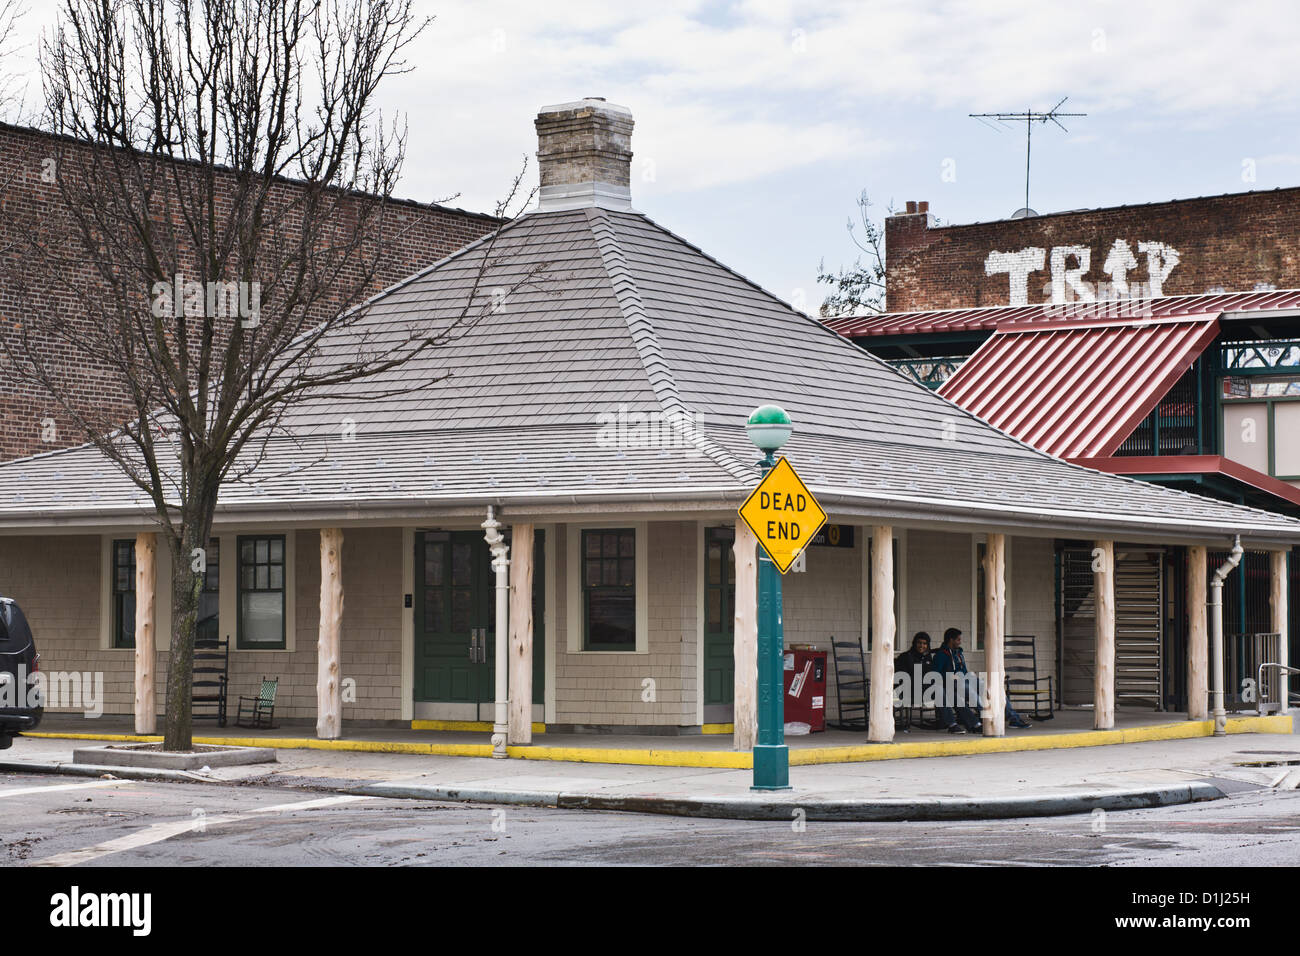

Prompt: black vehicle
[0,597,42,749]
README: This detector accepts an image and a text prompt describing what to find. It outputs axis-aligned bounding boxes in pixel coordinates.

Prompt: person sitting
[932,627,1032,733]
[894,631,933,713]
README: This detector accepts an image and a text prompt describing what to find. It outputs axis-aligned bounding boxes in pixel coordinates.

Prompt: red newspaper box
[783,647,827,732]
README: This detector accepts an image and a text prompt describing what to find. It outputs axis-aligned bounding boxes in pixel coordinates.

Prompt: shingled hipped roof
[2,206,1300,546]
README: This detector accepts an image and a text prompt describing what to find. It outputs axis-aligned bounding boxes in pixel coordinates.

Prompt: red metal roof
[938,317,1221,459]
[825,288,1300,338]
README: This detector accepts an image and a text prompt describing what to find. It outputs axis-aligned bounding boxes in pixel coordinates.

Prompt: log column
[317,528,344,740]
[982,533,1006,737]
[508,523,535,744]
[1094,540,1115,730]
[1272,550,1290,714]
[134,533,157,735]
[733,521,759,752]
[868,526,895,742]
[1187,546,1209,720]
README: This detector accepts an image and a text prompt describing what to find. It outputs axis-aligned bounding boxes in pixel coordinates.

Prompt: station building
[1,102,1297,745]
[828,193,1300,716]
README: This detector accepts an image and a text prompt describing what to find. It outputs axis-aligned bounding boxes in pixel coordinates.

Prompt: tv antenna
[970,97,1086,215]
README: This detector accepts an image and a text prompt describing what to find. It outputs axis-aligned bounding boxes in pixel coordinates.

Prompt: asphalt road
[3,770,1300,866]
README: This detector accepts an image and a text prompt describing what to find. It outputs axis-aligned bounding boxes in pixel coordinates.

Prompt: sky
[4,0,1299,314]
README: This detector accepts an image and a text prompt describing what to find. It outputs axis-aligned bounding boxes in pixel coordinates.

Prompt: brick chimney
[535,97,634,212]
[884,200,938,312]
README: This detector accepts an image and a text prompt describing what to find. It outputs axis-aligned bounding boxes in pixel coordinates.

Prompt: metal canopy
[938,317,1221,459]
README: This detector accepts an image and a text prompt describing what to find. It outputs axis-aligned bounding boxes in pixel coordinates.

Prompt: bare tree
[0,0,538,749]
[816,191,891,317]
[0,0,27,118]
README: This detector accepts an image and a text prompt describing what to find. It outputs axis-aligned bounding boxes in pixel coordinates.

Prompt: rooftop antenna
[970,97,1086,216]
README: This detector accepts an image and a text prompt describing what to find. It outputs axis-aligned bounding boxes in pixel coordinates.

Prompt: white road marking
[0,779,133,799]
[248,794,369,813]
[1272,768,1300,790]
[34,793,374,866]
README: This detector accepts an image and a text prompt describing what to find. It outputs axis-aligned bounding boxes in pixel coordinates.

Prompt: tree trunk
[732,520,759,752]
[318,528,344,740]
[162,493,215,752]
[1093,540,1116,730]
[134,532,157,735]
[868,525,895,742]
[508,523,534,745]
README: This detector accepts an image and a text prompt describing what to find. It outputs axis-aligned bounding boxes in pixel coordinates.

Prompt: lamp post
[746,404,793,790]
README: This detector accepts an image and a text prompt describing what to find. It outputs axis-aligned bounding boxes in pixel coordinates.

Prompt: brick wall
[885,187,1300,312]
[0,122,499,462]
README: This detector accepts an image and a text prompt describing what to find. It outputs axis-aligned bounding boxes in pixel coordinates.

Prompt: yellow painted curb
[24,714,1291,769]
[508,745,753,768]
[700,723,734,735]
[25,731,494,758]
[410,719,547,735]
[786,714,1294,766]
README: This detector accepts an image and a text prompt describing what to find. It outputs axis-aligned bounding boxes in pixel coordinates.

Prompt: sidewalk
[24,709,1292,768]
[5,720,1297,821]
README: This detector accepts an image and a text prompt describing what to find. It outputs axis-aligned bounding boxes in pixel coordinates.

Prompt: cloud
[6,0,1298,211]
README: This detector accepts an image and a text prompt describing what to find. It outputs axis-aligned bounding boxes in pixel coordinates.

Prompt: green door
[703,526,736,705]
[414,529,546,711]
[414,531,493,707]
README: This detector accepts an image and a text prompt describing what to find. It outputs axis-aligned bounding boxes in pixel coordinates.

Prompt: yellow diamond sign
[737,457,827,574]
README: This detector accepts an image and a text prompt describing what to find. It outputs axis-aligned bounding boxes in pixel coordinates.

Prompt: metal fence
[1226,632,1281,712]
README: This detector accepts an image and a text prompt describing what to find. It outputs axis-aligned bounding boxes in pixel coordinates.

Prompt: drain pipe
[1209,534,1243,736]
[482,506,510,758]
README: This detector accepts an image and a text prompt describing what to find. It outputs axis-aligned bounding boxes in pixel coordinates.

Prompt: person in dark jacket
[932,627,1031,733]
[894,631,933,709]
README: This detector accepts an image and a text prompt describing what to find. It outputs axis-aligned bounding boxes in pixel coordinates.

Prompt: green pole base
[751,743,791,790]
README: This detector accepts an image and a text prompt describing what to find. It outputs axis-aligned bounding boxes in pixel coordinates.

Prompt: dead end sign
[737,456,828,574]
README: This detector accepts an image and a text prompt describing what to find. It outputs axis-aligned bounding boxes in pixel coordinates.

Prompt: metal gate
[1115,550,1164,709]
[1057,546,1164,709]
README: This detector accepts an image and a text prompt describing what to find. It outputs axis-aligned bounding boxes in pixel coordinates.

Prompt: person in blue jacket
[932,627,1031,733]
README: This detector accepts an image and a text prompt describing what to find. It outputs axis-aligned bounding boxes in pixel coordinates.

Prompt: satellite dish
[1010,207,1037,219]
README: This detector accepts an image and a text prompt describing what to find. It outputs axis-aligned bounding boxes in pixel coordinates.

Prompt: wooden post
[1272,550,1290,714]
[869,525,895,742]
[508,523,535,744]
[1094,540,1115,730]
[317,528,344,740]
[134,533,156,735]
[982,533,1006,737]
[1187,546,1209,720]
[733,520,758,751]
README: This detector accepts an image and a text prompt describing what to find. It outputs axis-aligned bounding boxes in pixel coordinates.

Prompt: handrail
[1256,662,1300,714]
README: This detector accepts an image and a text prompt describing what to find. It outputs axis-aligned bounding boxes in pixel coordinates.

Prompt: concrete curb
[23,714,1294,768]
[351,779,1227,822]
[0,758,213,784]
[3,757,1230,820]
[70,743,277,770]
